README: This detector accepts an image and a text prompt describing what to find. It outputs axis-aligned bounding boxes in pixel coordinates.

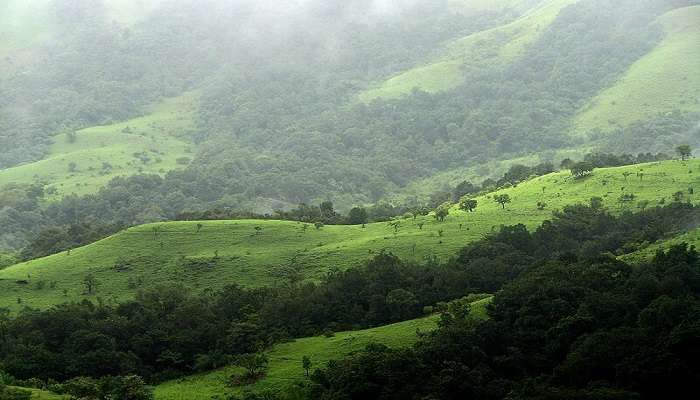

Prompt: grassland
[622,226,700,264]
[358,0,577,102]
[1,159,697,312]
[0,93,197,199]
[5,387,68,400]
[154,297,491,400]
[575,6,700,131]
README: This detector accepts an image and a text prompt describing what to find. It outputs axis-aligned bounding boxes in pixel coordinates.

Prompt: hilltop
[1,159,697,312]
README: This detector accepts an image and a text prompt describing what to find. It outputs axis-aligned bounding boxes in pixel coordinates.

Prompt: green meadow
[153,297,492,400]
[0,93,197,198]
[575,6,700,131]
[622,226,700,264]
[358,0,577,102]
[1,159,697,312]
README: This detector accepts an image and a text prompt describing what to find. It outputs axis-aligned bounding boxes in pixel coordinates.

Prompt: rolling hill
[575,5,700,131]
[358,0,577,102]
[0,93,196,198]
[1,159,697,312]
[153,296,492,400]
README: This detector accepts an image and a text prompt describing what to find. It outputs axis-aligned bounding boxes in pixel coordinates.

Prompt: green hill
[154,296,491,400]
[1,159,697,312]
[575,5,700,131]
[0,93,196,198]
[358,0,577,102]
[622,226,700,263]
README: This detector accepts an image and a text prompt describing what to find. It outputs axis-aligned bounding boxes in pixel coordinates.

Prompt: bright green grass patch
[621,226,700,264]
[575,6,700,132]
[1,159,697,312]
[358,61,464,102]
[154,297,491,400]
[0,92,197,198]
[7,387,69,400]
[358,0,577,102]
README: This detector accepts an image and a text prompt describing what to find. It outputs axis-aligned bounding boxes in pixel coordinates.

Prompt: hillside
[0,93,196,198]
[154,297,491,400]
[358,0,576,102]
[623,226,700,263]
[1,159,697,312]
[575,5,700,131]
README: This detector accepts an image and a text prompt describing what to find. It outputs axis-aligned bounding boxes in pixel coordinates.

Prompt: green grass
[7,387,68,400]
[0,92,197,199]
[154,297,491,400]
[575,6,700,131]
[622,226,700,264]
[358,0,577,102]
[1,159,698,312]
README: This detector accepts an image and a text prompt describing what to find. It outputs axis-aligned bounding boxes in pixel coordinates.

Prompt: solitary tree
[434,202,451,222]
[302,356,313,377]
[347,207,368,225]
[676,144,692,161]
[237,352,269,380]
[458,197,478,212]
[82,273,99,295]
[494,194,511,209]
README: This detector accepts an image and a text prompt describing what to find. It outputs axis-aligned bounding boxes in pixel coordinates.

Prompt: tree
[434,202,450,222]
[676,144,692,161]
[458,197,478,212]
[570,161,595,178]
[453,180,478,201]
[560,158,574,169]
[82,273,99,295]
[237,352,269,379]
[347,207,368,225]
[302,355,313,377]
[494,194,511,209]
[386,289,418,320]
[100,375,153,400]
[320,201,335,218]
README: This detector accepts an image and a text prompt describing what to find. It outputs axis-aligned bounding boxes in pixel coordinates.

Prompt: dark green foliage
[458,198,478,212]
[570,161,595,178]
[309,244,700,400]
[494,194,511,209]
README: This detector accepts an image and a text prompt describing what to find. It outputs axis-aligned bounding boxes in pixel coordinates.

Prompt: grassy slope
[0,93,196,198]
[154,297,492,400]
[622,226,700,264]
[575,6,700,131]
[358,0,577,102]
[7,387,68,400]
[1,159,698,312]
